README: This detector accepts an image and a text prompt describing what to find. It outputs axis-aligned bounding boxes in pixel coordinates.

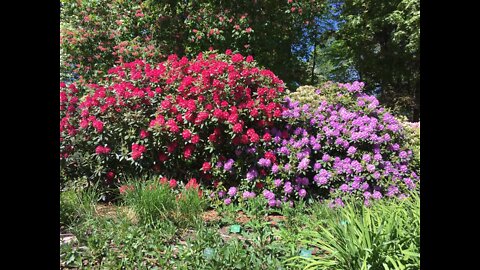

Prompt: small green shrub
[176,225,297,269]
[60,187,99,228]
[401,120,420,173]
[60,189,79,227]
[121,179,176,225]
[176,187,207,227]
[120,178,206,227]
[63,216,177,269]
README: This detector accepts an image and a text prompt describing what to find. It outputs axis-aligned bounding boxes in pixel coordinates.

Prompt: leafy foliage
[400,120,420,173]
[285,193,420,270]
[120,177,206,227]
[60,0,329,89]
[336,0,420,120]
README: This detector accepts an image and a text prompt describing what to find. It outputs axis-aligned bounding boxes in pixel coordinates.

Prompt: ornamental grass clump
[285,193,420,269]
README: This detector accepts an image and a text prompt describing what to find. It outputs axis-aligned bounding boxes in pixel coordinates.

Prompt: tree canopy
[60,0,419,120]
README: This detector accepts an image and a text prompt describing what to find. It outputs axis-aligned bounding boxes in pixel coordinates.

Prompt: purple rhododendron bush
[224,81,419,208]
[60,51,419,206]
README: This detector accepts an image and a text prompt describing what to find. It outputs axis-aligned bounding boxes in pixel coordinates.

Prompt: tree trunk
[311,40,317,85]
[412,86,420,122]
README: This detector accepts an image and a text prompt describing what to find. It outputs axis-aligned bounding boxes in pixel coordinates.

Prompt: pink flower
[233,123,243,133]
[166,119,179,133]
[106,171,115,181]
[249,133,259,143]
[245,27,252,33]
[186,178,199,189]
[231,53,244,63]
[60,92,68,103]
[184,144,194,159]
[169,179,177,188]
[182,129,192,140]
[79,119,89,129]
[262,133,272,142]
[92,120,104,133]
[140,130,149,139]
[264,151,277,163]
[191,134,200,144]
[195,111,209,124]
[161,99,171,109]
[160,177,168,184]
[131,143,146,160]
[202,162,212,172]
[95,145,111,155]
[135,10,144,17]
[246,55,254,63]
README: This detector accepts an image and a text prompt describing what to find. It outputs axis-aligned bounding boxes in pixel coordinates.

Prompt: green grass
[120,178,206,227]
[60,185,99,229]
[60,183,420,269]
[284,193,420,270]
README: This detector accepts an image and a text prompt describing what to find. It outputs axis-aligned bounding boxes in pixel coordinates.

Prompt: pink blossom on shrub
[131,143,146,160]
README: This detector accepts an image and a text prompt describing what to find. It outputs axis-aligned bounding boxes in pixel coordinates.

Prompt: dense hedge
[60,51,285,193]
[60,52,419,206]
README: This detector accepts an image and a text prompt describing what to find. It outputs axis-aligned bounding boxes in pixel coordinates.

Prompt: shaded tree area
[60,0,419,120]
[60,0,327,89]
[304,0,420,120]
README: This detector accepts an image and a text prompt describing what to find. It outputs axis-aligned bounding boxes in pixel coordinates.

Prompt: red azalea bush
[60,51,285,192]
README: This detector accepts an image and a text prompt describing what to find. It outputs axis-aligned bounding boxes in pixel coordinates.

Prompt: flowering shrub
[60,0,165,86]
[287,85,324,107]
[60,51,285,193]
[400,121,420,173]
[60,0,327,90]
[215,82,419,207]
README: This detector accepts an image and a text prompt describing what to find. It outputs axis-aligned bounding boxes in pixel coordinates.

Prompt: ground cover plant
[60,183,419,269]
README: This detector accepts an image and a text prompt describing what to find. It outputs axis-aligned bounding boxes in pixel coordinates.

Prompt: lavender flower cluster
[272,82,419,206]
[214,82,419,208]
